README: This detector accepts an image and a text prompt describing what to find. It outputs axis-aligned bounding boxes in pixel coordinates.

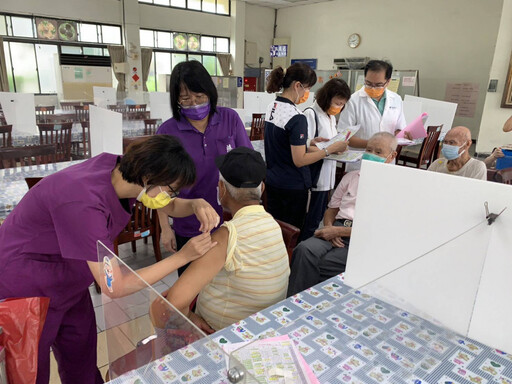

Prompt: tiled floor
[49,239,178,384]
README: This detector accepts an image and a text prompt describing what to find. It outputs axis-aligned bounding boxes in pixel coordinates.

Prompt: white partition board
[93,87,116,108]
[89,105,123,157]
[344,161,512,352]
[149,92,172,121]
[0,92,37,135]
[404,95,457,139]
[243,92,276,115]
[402,100,423,125]
[233,108,250,126]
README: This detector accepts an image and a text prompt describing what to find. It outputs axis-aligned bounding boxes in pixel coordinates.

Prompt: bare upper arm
[290,144,307,167]
[165,227,229,311]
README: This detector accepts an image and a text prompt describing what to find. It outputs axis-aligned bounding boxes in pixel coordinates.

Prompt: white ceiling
[243,0,335,9]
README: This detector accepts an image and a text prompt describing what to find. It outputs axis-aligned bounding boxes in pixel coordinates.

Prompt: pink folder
[396,112,428,139]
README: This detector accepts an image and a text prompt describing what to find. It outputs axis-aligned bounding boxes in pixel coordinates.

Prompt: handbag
[305,107,323,189]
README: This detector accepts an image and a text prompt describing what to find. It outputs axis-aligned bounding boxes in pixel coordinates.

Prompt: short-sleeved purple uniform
[157,107,252,237]
[0,153,132,384]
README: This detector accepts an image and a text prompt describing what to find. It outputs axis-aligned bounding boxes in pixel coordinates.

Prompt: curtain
[141,48,153,92]
[0,37,9,92]
[216,53,232,76]
[108,45,126,96]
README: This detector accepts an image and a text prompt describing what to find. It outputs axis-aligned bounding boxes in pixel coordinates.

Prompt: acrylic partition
[96,241,258,383]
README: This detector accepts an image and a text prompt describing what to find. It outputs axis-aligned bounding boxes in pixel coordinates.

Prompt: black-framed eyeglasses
[364,80,388,89]
[168,185,180,198]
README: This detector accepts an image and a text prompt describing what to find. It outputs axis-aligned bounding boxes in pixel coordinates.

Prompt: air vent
[60,54,111,67]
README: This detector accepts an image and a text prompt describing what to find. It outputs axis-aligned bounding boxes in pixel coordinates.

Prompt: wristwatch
[323,148,330,157]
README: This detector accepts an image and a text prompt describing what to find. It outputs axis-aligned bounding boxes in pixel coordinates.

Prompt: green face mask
[136,186,172,209]
[362,152,387,163]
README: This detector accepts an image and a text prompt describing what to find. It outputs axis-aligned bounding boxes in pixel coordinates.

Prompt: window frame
[138,0,231,16]
[1,13,122,95]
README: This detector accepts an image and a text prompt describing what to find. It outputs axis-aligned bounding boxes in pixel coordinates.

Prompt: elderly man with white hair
[287,132,398,296]
[162,147,290,332]
[428,126,486,180]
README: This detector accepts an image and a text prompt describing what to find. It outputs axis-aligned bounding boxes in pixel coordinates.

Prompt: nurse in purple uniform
[0,135,219,384]
[156,61,252,272]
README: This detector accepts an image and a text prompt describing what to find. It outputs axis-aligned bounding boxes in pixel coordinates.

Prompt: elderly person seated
[428,126,486,180]
[162,147,290,332]
[287,132,397,297]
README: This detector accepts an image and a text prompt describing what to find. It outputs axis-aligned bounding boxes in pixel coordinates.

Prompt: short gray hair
[369,132,398,151]
[219,174,262,202]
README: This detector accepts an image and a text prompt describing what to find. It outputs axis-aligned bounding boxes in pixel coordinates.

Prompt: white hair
[219,174,262,202]
[369,132,398,151]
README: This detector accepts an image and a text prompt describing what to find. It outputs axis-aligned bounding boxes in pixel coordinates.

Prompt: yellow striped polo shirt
[195,204,290,331]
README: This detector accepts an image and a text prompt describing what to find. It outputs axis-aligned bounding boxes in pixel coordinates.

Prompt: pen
[345,131,351,141]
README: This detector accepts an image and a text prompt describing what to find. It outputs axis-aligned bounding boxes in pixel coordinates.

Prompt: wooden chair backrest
[143,119,161,135]
[417,125,443,167]
[495,167,512,185]
[250,113,265,140]
[37,122,73,161]
[0,125,12,148]
[0,144,57,169]
[74,105,90,122]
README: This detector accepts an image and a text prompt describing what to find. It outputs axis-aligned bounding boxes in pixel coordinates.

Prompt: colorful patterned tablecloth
[108,274,512,384]
[0,160,85,218]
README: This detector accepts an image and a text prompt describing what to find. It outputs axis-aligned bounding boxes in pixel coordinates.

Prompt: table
[108,274,512,383]
[11,120,148,147]
[0,160,85,219]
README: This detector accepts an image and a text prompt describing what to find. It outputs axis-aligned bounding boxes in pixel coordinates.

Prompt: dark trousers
[176,234,191,276]
[287,219,350,297]
[266,185,309,229]
[299,190,330,242]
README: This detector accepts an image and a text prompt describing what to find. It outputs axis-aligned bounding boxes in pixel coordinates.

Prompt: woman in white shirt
[300,78,352,241]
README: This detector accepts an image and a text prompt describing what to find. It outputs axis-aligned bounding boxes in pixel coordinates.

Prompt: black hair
[119,135,196,189]
[169,61,218,121]
[266,63,317,93]
[364,60,393,80]
[315,78,351,113]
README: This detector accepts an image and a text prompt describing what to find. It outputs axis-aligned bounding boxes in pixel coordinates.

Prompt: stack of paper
[224,335,319,384]
[396,113,428,139]
[316,125,361,150]
[325,150,363,163]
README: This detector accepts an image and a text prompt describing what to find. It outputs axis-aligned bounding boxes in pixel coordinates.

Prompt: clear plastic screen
[96,240,257,383]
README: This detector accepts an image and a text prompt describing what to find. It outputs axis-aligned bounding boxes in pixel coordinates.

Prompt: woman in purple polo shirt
[156,61,252,273]
[0,136,219,384]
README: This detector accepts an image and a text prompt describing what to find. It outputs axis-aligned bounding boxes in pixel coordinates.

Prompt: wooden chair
[25,177,43,189]
[123,135,152,153]
[60,101,81,111]
[127,104,147,120]
[114,201,162,262]
[71,121,91,160]
[74,105,90,122]
[250,113,265,141]
[143,119,161,135]
[276,219,301,264]
[487,169,498,182]
[397,125,443,169]
[35,106,55,123]
[222,209,300,264]
[0,125,12,148]
[495,167,512,185]
[37,122,73,162]
[0,144,57,169]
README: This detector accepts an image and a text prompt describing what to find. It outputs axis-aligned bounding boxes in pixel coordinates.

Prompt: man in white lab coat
[338,60,406,170]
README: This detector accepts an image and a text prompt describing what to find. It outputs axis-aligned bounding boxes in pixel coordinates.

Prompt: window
[155,52,171,92]
[35,44,59,93]
[9,42,39,93]
[80,23,99,43]
[11,17,34,38]
[140,29,155,48]
[140,29,228,54]
[156,31,171,48]
[1,13,121,94]
[139,0,230,15]
[216,37,229,53]
[101,25,122,44]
